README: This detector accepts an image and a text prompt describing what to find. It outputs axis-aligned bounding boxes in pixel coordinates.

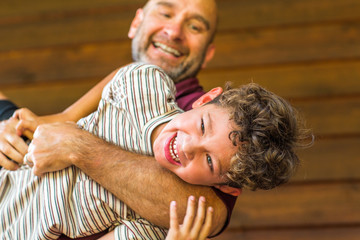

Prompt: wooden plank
[198,61,360,98]
[0,11,134,52]
[0,41,132,85]
[228,182,360,228]
[0,0,144,19]
[214,226,360,240]
[209,22,360,68]
[3,60,360,105]
[1,0,359,51]
[218,0,360,30]
[2,0,359,32]
[1,22,360,85]
[294,137,360,181]
[1,80,98,115]
[295,97,360,136]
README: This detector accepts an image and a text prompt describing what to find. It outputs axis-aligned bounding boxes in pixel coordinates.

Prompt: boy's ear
[128,9,144,39]
[214,185,242,196]
[192,87,223,109]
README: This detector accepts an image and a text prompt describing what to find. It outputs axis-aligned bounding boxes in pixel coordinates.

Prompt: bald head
[128,0,218,82]
[143,0,218,43]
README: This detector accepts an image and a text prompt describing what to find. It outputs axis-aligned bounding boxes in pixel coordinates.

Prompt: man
[0,0,236,237]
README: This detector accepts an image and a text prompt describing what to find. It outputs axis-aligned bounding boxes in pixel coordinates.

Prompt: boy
[0,63,310,239]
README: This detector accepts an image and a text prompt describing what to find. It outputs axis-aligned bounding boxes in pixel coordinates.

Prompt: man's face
[153,103,237,186]
[128,0,217,82]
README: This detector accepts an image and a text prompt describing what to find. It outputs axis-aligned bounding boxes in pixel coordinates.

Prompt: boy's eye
[201,118,205,134]
[206,154,214,172]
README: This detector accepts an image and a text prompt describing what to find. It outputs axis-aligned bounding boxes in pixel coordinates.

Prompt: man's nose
[163,20,184,41]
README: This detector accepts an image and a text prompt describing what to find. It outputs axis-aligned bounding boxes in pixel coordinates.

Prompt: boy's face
[153,104,237,186]
[128,0,217,82]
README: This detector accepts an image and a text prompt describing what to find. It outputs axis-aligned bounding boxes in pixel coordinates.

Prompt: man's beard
[131,37,204,82]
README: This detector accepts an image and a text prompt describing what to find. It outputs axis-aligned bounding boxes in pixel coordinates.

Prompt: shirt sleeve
[81,62,183,155]
[0,100,18,120]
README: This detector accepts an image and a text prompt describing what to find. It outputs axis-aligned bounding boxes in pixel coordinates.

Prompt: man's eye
[188,22,204,33]
[206,154,213,171]
[189,24,201,32]
[201,118,205,134]
[159,11,171,18]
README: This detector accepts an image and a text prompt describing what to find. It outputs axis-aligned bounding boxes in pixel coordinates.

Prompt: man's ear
[192,87,223,109]
[214,185,242,196]
[201,43,216,69]
[128,9,144,39]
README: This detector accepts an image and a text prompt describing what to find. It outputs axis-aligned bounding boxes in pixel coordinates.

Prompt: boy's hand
[166,196,213,240]
[13,108,42,140]
[0,118,28,170]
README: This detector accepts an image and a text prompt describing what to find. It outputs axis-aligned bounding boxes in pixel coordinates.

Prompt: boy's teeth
[154,42,181,57]
[170,137,180,163]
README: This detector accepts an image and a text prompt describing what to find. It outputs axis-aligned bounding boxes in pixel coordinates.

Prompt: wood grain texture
[229,182,360,228]
[213,226,360,240]
[0,0,359,239]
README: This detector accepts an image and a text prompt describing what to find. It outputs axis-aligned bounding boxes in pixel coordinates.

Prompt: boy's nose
[182,137,201,162]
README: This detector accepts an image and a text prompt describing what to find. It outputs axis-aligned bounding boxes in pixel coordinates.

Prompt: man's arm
[28,122,227,236]
[0,68,118,170]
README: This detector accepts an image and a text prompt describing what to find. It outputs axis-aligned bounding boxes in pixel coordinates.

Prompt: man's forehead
[146,0,217,26]
[147,1,216,15]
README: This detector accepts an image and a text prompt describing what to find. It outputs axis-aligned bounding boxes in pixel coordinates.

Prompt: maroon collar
[175,78,205,111]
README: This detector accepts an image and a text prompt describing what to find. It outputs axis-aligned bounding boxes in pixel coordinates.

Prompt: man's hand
[26,122,82,176]
[0,118,28,170]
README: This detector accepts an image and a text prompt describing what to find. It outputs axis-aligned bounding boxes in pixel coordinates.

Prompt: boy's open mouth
[169,136,180,164]
[165,133,181,166]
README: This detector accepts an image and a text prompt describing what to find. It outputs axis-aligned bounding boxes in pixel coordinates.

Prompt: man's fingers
[24,153,33,167]
[0,137,27,165]
[32,165,44,177]
[0,153,20,170]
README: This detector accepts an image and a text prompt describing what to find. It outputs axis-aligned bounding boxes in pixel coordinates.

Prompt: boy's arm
[28,122,228,236]
[0,91,8,100]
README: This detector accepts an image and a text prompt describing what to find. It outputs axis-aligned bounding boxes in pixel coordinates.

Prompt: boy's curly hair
[212,83,313,191]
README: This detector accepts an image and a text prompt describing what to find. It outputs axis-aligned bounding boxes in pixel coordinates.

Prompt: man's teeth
[170,137,180,163]
[154,42,181,57]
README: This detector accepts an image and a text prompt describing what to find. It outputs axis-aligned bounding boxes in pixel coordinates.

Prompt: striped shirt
[0,63,183,240]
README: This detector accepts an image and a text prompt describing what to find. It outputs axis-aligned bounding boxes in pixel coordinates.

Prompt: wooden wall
[1,0,359,239]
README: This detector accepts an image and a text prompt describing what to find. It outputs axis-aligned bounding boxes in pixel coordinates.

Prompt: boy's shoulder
[122,62,168,76]
[111,62,175,91]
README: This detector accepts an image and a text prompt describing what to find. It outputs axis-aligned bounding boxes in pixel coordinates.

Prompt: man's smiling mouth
[153,42,182,57]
